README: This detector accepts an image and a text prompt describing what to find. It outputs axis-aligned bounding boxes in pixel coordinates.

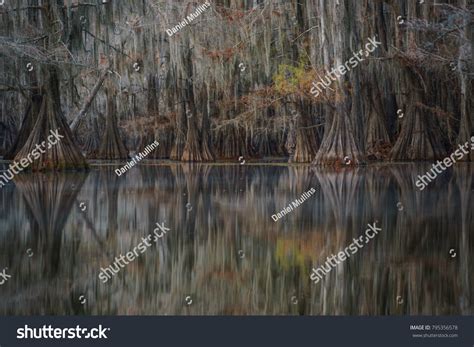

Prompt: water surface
[0,162,472,315]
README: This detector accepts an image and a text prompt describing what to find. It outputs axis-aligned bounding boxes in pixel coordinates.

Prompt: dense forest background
[0,0,473,168]
[0,0,473,316]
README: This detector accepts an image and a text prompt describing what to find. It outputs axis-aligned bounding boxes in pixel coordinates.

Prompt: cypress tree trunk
[181,109,203,161]
[200,82,215,161]
[390,0,448,161]
[312,0,364,166]
[170,85,187,160]
[4,92,42,160]
[456,0,473,161]
[365,69,391,160]
[390,69,447,160]
[97,85,128,160]
[293,104,318,163]
[83,116,101,157]
[14,69,88,171]
[181,48,204,162]
[181,92,203,161]
[285,115,297,162]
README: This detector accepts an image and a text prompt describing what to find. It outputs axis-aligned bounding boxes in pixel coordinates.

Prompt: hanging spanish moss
[0,0,472,165]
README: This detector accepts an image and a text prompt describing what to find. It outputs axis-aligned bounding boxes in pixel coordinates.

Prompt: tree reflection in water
[0,163,472,315]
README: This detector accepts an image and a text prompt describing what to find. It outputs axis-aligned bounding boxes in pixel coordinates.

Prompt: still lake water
[0,162,472,315]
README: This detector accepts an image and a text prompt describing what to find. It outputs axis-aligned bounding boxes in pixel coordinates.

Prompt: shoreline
[1,159,473,167]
